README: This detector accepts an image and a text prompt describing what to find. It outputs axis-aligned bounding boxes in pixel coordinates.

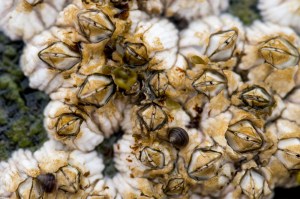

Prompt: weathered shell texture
[1,0,300,199]
[0,0,68,41]
[259,0,300,33]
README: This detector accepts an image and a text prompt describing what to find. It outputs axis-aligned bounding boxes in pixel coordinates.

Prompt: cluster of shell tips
[1,0,300,198]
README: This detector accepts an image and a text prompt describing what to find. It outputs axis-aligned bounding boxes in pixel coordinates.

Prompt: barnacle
[259,0,300,33]
[0,0,68,41]
[1,0,300,198]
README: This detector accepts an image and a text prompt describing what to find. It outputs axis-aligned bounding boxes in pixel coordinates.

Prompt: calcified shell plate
[1,0,300,198]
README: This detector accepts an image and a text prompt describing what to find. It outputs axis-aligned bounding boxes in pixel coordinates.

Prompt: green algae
[0,32,49,160]
[229,0,261,25]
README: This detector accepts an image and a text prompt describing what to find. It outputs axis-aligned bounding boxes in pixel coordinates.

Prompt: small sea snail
[37,173,56,193]
[168,127,189,148]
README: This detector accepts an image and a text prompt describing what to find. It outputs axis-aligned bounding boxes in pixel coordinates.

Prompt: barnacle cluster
[1,0,300,198]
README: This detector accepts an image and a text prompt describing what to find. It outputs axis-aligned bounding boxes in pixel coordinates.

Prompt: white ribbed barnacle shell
[240,21,300,97]
[0,149,52,198]
[124,17,179,71]
[133,0,228,20]
[258,0,300,33]
[114,134,177,178]
[67,150,104,188]
[113,172,164,198]
[0,0,67,41]
[90,178,121,198]
[126,101,190,141]
[264,117,300,171]
[180,140,235,197]
[44,100,104,151]
[180,14,245,69]
[225,161,273,199]
[166,0,229,20]
[0,162,11,198]
[32,141,105,197]
[33,140,69,174]
[281,88,300,129]
[20,27,83,94]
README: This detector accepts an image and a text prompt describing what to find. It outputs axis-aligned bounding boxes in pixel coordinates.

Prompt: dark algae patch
[0,32,49,160]
[229,0,261,25]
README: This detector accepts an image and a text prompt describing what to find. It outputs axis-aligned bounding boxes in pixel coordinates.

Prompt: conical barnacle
[223,161,273,199]
[21,27,83,93]
[123,16,179,71]
[0,0,68,41]
[187,148,222,181]
[240,169,269,199]
[77,74,116,107]
[77,9,116,43]
[192,69,227,97]
[180,14,245,69]
[259,37,299,69]
[225,120,263,153]
[239,21,300,98]
[163,177,186,197]
[137,102,168,132]
[117,40,149,69]
[230,84,280,119]
[44,100,104,151]
[38,41,81,71]
[258,0,300,33]
[1,140,106,198]
[114,133,177,177]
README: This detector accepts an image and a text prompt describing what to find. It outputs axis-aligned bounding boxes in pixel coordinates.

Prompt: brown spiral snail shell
[168,127,189,148]
[37,173,56,193]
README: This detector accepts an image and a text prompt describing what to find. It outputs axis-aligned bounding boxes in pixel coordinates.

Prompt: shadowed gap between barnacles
[95,129,124,178]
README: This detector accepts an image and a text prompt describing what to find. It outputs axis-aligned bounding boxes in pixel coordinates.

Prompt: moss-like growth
[229,0,261,25]
[0,32,49,160]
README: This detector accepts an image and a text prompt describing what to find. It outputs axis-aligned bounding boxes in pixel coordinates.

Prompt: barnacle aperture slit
[240,86,273,110]
[259,37,300,69]
[78,9,116,43]
[225,120,263,153]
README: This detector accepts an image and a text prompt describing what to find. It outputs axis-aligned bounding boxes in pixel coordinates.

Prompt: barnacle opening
[187,149,222,181]
[38,42,81,71]
[137,103,168,132]
[225,120,263,153]
[163,177,186,196]
[139,146,165,169]
[56,165,80,193]
[116,40,149,69]
[148,71,169,98]
[78,9,116,43]
[77,74,116,107]
[206,29,238,62]
[192,69,227,97]
[240,86,274,110]
[56,113,84,137]
[259,37,299,69]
